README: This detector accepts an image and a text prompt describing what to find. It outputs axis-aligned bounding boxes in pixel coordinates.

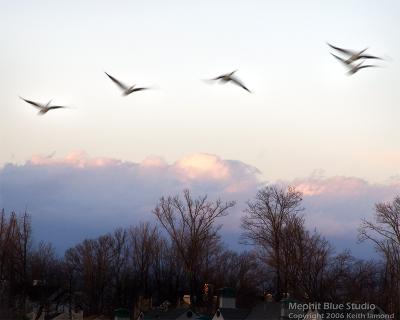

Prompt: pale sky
[2,1,400,256]
[1,0,400,182]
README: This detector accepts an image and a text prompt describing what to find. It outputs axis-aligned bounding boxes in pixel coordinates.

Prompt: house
[142,308,207,320]
[212,302,282,320]
[211,288,250,320]
[245,302,280,320]
[217,288,236,309]
[212,308,250,320]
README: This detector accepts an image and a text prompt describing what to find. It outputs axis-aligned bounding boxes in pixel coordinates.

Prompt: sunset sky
[1,0,400,256]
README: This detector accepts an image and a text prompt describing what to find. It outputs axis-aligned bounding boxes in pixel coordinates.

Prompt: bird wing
[357,65,379,70]
[19,96,44,109]
[211,75,224,80]
[230,76,251,93]
[48,106,67,110]
[327,43,357,56]
[131,87,149,92]
[330,53,351,66]
[358,54,383,60]
[212,71,236,80]
[104,72,129,90]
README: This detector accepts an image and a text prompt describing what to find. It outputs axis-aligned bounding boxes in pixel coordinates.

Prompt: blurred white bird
[208,70,251,93]
[19,97,69,115]
[330,53,379,75]
[327,43,383,64]
[105,72,149,96]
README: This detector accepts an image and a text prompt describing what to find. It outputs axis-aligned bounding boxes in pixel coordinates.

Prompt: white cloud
[173,153,231,180]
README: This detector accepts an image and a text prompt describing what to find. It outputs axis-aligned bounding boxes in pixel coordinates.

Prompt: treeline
[0,186,399,318]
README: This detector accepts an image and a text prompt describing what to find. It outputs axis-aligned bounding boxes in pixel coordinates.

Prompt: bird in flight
[104,72,149,96]
[19,97,69,115]
[330,53,379,75]
[327,43,383,64]
[209,70,251,93]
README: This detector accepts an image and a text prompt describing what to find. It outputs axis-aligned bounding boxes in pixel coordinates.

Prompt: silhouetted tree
[241,185,303,299]
[153,189,235,309]
[359,196,400,316]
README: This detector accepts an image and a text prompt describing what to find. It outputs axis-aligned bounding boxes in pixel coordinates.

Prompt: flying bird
[209,70,251,93]
[347,62,380,75]
[330,53,379,75]
[327,43,383,64]
[104,72,149,96]
[19,97,68,115]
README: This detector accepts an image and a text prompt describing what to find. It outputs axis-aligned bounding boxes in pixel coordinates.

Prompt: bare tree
[0,210,33,311]
[129,222,160,297]
[110,228,130,309]
[207,249,260,307]
[359,196,400,316]
[153,189,235,308]
[63,250,77,320]
[64,235,116,314]
[280,216,332,301]
[241,185,303,299]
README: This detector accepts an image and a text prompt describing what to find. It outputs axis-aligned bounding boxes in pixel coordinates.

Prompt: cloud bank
[0,152,261,252]
[290,174,400,257]
[292,174,400,236]
[1,152,399,257]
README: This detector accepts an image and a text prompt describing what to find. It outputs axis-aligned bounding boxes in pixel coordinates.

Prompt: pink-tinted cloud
[294,176,369,197]
[29,151,125,168]
[2,152,400,257]
[0,152,261,252]
[290,174,400,237]
[173,153,231,181]
[140,155,168,168]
